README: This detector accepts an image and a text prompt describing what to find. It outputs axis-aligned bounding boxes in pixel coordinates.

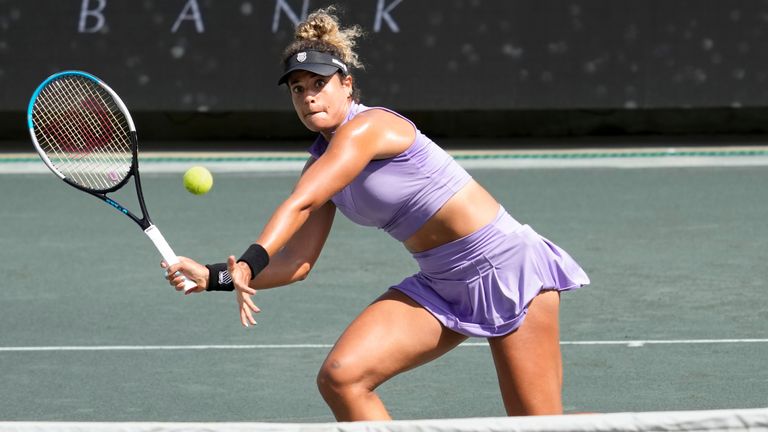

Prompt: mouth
[304,111,325,122]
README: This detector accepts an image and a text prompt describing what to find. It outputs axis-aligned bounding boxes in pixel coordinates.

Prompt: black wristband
[237,244,270,280]
[205,263,234,291]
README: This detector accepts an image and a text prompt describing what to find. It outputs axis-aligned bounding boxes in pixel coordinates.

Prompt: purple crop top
[308,102,472,242]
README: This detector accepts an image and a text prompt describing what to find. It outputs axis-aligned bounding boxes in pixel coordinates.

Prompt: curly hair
[281,6,365,100]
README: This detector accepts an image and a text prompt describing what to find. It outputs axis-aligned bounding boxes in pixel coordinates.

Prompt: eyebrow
[290,72,325,84]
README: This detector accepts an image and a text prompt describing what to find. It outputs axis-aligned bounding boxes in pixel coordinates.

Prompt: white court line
[4,147,768,173]
[1,339,767,352]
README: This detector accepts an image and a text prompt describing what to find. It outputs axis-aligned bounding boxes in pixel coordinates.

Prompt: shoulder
[332,108,415,158]
[347,106,410,129]
[336,107,415,150]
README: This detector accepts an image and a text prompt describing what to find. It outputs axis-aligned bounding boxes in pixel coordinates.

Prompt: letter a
[374,0,403,33]
[172,0,205,33]
[78,0,106,33]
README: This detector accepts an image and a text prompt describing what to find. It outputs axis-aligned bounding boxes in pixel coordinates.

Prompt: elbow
[286,194,324,215]
[274,247,319,285]
[293,261,313,282]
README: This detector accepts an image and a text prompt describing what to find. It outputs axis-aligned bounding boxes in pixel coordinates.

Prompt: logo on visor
[331,58,348,73]
[296,52,307,62]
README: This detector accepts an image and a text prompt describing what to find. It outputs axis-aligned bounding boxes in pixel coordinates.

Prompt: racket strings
[63,78,130,187]
[34,91,111,189]
[35,81,128,190]
[45,78,130,187]
[32,76,133,191]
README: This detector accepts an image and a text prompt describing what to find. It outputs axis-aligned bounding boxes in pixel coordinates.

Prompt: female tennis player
[164,7,589,421]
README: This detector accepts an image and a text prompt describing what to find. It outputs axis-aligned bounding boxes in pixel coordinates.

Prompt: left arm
[165,158,335,293]
[231,111,414,326]
[248,197,336,289]
[236,110,414,279]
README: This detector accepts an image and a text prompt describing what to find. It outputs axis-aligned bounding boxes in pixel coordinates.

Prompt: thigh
[322,289,468,388]
[488,290,563,415]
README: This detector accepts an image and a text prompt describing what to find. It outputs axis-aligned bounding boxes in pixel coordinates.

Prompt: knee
[316,356,371,398]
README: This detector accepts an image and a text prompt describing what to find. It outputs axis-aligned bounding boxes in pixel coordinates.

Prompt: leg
[488,290,563,416]
[317,289,468,421]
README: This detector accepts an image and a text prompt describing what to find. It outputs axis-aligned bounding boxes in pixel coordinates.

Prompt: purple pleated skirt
[391,207,589,337]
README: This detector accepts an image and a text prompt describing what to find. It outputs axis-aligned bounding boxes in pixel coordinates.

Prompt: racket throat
[104,197,130,216]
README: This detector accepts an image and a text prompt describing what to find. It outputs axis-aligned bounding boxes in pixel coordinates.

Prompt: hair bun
[295,9,340,42]
[292,7,364,69]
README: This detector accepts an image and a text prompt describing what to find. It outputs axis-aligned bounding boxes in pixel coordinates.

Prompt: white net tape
[1,408,766,432]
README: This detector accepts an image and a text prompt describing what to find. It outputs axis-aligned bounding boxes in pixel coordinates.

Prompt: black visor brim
[277,64,341,85]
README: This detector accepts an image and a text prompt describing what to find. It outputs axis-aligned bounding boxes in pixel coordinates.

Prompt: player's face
[288,71,352,136]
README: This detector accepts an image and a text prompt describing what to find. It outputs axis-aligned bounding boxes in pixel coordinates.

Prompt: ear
[341,74,354,91]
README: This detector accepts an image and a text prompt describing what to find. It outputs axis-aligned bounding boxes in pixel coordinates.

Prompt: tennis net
[1,408,766,431]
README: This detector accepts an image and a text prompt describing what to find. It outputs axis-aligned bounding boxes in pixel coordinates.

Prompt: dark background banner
[2,0,768,140]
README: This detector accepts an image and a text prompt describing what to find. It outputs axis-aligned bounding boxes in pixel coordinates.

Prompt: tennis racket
[27,70,196,291]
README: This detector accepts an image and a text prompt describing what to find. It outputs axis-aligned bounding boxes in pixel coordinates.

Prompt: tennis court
[0,144,766,426]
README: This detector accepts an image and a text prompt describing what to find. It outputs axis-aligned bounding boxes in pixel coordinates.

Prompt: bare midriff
[403,180,501,254]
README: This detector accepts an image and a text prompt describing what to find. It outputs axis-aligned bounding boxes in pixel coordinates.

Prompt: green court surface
[0,150,766,422]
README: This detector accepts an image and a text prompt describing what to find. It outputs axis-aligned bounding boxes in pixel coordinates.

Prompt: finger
[243,303,257,326]
[239,285,257,296]
[239,305,251,328]
[243,295,261,313]
[227,255,238,274]
[175,280,187,292]
[228,257,257,295]
[184,285,202,296]
[228,255,253,281]
[170,273,188,289]
[167,263,182,274]
[237,296,247,326]
[162,260,172,281]
[235,276,258,296]
[165,264,183,280]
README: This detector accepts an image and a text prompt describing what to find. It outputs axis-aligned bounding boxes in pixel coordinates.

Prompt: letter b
[78,0,107,33]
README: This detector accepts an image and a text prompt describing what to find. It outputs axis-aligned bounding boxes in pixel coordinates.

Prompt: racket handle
[144,225,197,292]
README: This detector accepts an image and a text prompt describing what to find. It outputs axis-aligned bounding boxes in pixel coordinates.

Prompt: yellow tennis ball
[183,166,213,195]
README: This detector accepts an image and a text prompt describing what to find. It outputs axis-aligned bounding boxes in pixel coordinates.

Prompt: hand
[228,256,261,327]
[162,257,208,294]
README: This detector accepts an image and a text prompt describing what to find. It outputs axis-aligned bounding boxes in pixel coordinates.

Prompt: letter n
[272,0,309,33]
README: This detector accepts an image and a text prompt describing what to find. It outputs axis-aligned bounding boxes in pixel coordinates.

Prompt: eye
[314,79,327,89]
[291,85,304,94]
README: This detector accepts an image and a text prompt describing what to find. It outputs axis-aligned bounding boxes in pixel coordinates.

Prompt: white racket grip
[144,225,197,292]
